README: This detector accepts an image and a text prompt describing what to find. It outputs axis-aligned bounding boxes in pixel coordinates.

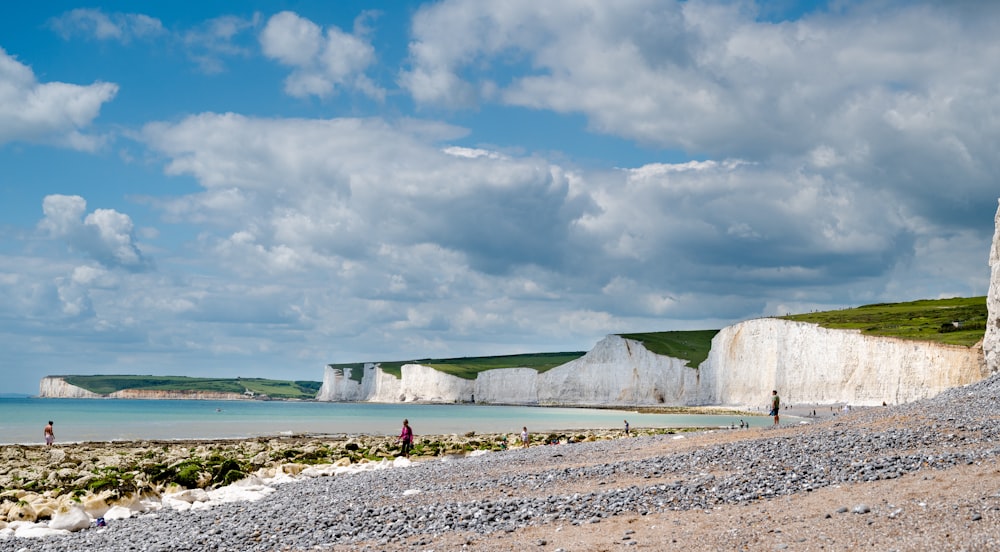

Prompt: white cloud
[184,14,261,73]
[260,11,383,100]
[0,48,118,150]
[39,195,152,271]
[401,0,1000,195]
[48,8,165,43]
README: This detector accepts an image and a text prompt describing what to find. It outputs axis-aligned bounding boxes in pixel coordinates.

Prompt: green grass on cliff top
[779,296,987,347]
[62,375,321,399]
[616,330,721,368]
[328,352,587,381]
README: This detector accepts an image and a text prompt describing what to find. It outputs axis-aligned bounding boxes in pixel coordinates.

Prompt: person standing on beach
[769,390,780,426]
[44,421,54,446]
[520,426,530,448]
[398,419,413,458]
[623,420,630,436]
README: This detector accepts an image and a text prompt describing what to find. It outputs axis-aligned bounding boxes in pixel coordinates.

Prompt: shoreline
[2,371,998,548]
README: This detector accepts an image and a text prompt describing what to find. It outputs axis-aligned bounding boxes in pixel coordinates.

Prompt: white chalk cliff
[318,334,703,406]
[984,199,1000,374]
[38,377,103,399]
[699,318,986,407]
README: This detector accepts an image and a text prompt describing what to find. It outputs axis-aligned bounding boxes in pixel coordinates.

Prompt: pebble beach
[2,372,1000,551]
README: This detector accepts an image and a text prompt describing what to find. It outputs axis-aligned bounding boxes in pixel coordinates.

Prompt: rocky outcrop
[985,199,1000,374]
[38,377,103,399]
[699,318,988,407]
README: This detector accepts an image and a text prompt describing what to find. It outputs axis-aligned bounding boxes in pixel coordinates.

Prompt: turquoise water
[0,398,771,445]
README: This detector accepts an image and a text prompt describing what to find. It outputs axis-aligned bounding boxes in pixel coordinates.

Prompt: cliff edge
[984,198,1000,374]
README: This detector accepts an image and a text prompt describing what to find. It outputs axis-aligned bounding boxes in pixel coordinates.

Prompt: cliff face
[985,199,1000,374]
[317,324,987,407]
[38,377,103,399]
[537,335,699,406]
[700,318,988,407]
[317,335,699,406]
[108,389,248,400]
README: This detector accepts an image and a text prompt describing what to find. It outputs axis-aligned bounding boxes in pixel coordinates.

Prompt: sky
[1,1,998,394]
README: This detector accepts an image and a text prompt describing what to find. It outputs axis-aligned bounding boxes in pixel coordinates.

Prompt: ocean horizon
[0,397,774,445]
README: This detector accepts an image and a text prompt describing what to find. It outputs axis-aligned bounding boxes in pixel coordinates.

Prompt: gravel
[3,372,1000,551]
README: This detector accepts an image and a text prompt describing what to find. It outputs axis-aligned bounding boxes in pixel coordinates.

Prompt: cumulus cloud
[260,11,383,99]
[48,8,165,43]
[0,48,118,150]
[141,113,579,275]
[401,0,1000,241]
[135,107,985,339]
[38,195,152,271]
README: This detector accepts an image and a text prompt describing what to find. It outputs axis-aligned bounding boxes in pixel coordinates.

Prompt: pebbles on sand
[2,372,1000,550]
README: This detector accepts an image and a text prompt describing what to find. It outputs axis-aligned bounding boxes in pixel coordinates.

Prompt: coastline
[0,427,674,536]
[2,370,998,549]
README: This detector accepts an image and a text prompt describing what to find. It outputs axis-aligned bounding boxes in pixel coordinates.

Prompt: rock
[852,504,871,514]
[6,502,37,522]
[48,505,91,532]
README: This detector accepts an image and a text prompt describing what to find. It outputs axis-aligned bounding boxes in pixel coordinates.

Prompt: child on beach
[520,426,529,448]
[44,421,54,446]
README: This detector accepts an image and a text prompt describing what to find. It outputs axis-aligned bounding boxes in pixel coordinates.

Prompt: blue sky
[1,1,997,394]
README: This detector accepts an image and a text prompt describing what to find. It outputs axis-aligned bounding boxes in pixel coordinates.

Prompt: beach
[1,378,998,550]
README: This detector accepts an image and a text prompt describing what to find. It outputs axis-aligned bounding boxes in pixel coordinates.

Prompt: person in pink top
[398,419,414,457]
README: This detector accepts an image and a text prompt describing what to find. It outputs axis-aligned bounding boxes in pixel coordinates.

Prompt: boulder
[48,505,91,532]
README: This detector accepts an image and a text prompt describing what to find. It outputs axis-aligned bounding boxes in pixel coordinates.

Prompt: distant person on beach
[398,419,413,458]
[521,426,530,448]
[44,421,54,446]
[769,390,780,426]
[624,420,630,436]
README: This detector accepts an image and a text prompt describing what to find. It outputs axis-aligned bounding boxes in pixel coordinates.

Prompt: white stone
[13,524,71,538]
[48,505,91,532]
[102,505,135,520]
[164,488,210,504]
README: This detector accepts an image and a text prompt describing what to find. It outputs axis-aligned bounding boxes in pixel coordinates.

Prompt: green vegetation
[617,330,720,368]
[62,375,322,400]
[329,352,586,380]
[779,296,987,347]
[324,363,367,384]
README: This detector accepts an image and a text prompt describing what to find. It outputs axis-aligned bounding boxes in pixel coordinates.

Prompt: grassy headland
[779,296,987,347]
[62,375,321,400]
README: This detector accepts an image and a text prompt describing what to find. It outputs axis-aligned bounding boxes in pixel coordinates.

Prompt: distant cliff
[38,377,103,399]
[39,377,251,400]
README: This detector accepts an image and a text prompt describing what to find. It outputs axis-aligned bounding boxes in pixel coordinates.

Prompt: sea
[0,397,773,445]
